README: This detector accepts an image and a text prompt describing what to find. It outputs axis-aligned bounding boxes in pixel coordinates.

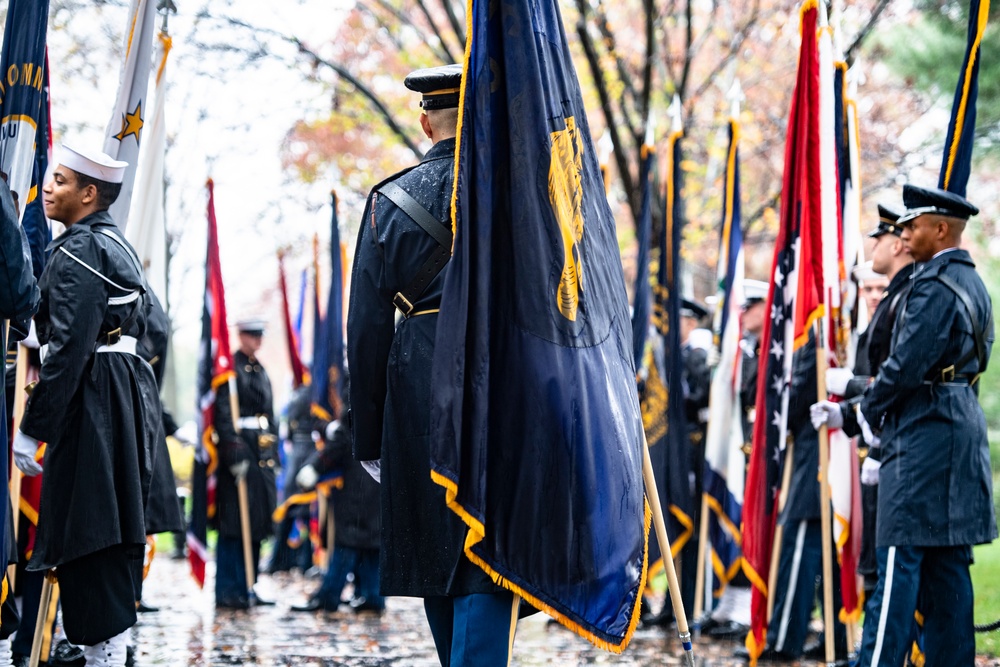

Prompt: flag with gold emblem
[429,0,647,652]
[103,0,157,231]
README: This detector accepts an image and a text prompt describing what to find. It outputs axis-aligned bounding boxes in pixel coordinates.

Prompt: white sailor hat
[59,144,128,184]
[235,318,267,335]
[743,279,769,305]
[852,261,885,284]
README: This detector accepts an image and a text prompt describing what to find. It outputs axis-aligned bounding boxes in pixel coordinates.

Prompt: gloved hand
[325,420,340,441]
[809,400,843,430]
[825,368,855,396]
[858,409,881,447]
[13,430,42,476]
[705,346,721,369]
[360,460,381,484]
[229,459,250,480]
[296,464,319,490]
[861,457,880,486]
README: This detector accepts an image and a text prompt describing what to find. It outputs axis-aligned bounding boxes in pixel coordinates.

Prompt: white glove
[229,459,250,480]
[861,457,880,486]
[13,430,42,476]
[809,400,843,430]
[858,409,881,447]
[278,421,289,441]
[296,464,318,490]
[706,346,721,368]
[325,420,340,441]
[360,460,381,483]
[21,320,39,349]
[825,368,855,396]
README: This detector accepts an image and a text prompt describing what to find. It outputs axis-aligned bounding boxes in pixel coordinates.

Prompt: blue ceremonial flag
[702,118,746,598]
[645,124,694,574]
[631,143,655,370]
[938,0,988,197]
[21,54,51,281]
[0,0,50,207]
[311,191,346,422]
[429,0,648,651]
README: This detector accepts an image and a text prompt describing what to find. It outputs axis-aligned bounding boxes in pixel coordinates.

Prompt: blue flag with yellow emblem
[0,0,50,207]
[429,0,648,652]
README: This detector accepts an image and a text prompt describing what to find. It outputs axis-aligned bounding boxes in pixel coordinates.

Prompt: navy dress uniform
[211,319,279,608]
[857,185,995,667]
[15,146,160,661]
[348,65,515,667]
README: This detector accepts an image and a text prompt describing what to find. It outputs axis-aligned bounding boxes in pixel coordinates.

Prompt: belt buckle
[104,327,122,346]
[940,365,955,383]
[393,292,414,318]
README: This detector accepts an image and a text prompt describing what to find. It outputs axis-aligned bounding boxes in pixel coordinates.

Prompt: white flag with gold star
[103,0,156,231]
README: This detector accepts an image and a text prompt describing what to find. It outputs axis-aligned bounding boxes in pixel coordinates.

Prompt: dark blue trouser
[423,592,518,667]
[859,545,974,667]
[767,518,846,657]
[316,546,383,610]
[215,536,261,605]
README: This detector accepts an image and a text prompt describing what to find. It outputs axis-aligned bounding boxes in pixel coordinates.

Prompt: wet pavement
[132,554,1000,666]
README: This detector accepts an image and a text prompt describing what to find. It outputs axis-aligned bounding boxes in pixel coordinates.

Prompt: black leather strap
[377,182,452,250]
[376,182,453,317]
[930,273,992,380]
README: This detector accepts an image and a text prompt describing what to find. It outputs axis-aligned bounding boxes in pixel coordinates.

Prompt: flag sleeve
[346,195,395,461]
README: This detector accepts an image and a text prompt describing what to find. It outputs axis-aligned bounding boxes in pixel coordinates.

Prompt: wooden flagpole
[815,320,837,666]
[228,375,257,605]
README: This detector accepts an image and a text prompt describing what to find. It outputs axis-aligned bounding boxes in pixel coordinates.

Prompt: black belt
[98,327,122,346]
[923,368,978,385]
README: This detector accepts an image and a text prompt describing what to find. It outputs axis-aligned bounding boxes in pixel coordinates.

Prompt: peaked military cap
[867,204,905,238]
[897,184,979,225]
[404,64,463,110]
[852,260,885,283]
[235,318,267,336]
[743,279,769,305]
[680,298,709,321]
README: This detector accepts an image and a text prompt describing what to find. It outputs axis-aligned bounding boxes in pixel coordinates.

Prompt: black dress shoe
[48,639,85,665]
[125,644,135,667]
[706,620,750,641]
[802,638,849,663]
[136,599,159,613]
[349,596,385,615]
[216,596,250,610]
[291,597,324,612]
[252,595,275,606]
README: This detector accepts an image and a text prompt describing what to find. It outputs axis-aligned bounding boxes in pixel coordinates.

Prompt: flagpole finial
[158,0,177,34]
[668,94,683,133]
[727,80,744,120]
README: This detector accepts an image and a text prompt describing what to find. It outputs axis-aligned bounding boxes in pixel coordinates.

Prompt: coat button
[258,460,266,468]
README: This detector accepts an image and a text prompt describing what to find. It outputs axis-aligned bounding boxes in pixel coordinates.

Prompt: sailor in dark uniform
[818,185,995,666]
[13,145,159,665]
[348,65,515,666]
[211,318,279,609]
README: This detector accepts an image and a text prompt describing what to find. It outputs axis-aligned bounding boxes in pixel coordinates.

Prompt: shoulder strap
[936,273,992,375]
[375,181,453,318]
[95,227,147,292]
[377,182,453,250]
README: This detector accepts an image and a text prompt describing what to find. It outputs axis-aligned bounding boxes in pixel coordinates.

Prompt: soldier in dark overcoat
[13,145,159,665]
[211,319,279,608]
[348,65,514,666]
[849,185,994,667]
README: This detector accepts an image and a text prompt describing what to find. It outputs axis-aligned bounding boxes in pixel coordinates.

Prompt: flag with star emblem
[103,0,157,231]
[189,178,235,588]
[742,2,819,661]
[0,0,50,208]
[126,30,171,302]
[429,0,647,651]
[938,0,988,197]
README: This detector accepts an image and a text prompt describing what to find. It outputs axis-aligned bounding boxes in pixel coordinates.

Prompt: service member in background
[812,185,995,666]
[13,146,159,667]
[211,318,279,609]
[348,65,518,667]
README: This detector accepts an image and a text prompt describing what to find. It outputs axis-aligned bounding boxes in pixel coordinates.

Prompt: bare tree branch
[438,0,466,52]
[689,0,760,104]
[575,18,638,220]
[356,1,409,54]
[415,0,462,64]
[844,0,892,66]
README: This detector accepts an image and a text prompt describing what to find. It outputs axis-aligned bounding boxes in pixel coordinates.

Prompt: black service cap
[898,184,979,226]
[867,204,905,238]
[404,64,463,110]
